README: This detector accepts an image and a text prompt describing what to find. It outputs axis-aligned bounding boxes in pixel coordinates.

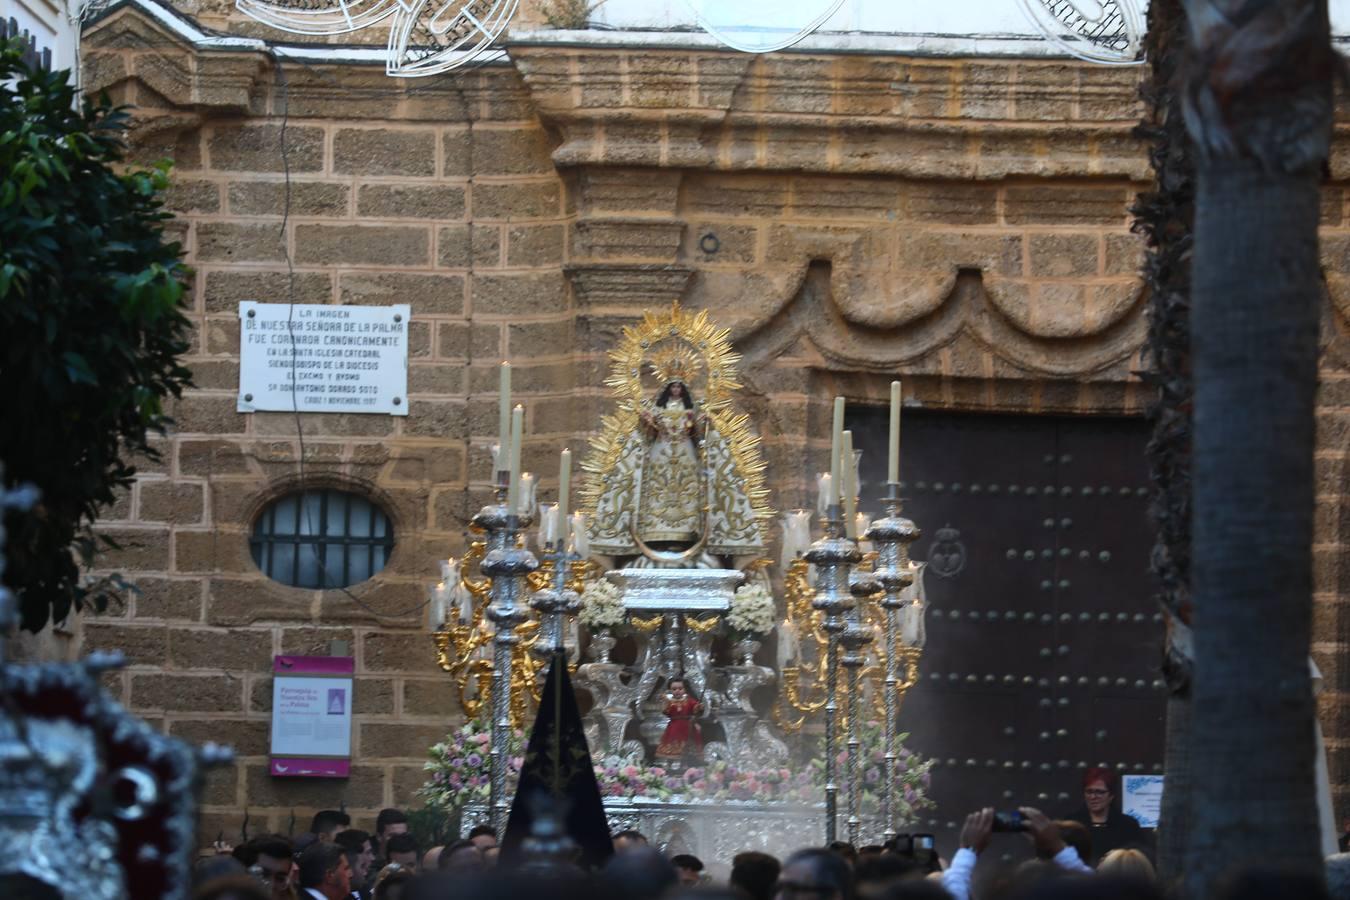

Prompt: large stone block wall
[58,5,1350,837]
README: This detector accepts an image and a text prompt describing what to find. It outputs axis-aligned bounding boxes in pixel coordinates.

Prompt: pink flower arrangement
[420,720,524,814]
[809,721,934,819]
[422,720,932,825]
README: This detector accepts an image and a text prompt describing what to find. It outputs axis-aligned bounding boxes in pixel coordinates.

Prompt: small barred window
[250,490,393,589]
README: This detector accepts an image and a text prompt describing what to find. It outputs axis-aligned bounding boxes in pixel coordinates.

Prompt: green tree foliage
[0,41,193,631]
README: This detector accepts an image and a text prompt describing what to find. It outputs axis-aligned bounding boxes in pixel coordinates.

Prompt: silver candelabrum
[803,502,860,844]
[530,540,581,659]
[844,562,881,846]
[474,474,538,833]
[865,481,921,843]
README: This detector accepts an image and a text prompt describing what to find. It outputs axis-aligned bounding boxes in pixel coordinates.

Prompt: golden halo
[581,301,771,529]
[603,301,741,413]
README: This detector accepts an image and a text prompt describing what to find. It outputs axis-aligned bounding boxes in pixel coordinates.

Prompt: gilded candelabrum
[475,496,537,833]
[775,556,830,734]
[776,488,925,844]
[431,539,493,717]
[865,481,922,843]
[803,503,860,844]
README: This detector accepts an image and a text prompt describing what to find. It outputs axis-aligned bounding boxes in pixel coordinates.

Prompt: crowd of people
[196,807,506,900]
[191,769,1343,900]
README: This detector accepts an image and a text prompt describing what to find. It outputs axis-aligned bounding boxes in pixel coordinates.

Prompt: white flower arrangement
[578,578,627,629]
[727,584,775,636]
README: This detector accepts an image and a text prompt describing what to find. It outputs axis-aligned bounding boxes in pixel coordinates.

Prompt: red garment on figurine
[656,696,703,760]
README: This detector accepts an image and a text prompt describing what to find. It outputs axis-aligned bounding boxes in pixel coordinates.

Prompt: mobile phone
[992,810,1029,833]
[910,833,936,867]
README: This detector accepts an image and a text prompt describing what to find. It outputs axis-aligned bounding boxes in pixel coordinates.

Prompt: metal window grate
[250,489,394,589]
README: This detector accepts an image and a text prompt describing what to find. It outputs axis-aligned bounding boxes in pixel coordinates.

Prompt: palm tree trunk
[1159,666,1194,881]
[1181,0,1334,893]
[1134,0,1196,883]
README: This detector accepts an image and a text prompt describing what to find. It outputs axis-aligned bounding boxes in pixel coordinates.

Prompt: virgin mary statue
[583,304,769,563]
[634,379,703,547]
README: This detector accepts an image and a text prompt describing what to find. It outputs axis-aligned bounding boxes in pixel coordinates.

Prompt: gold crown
[649,345,697,385]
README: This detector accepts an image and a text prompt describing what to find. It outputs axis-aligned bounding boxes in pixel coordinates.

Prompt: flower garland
[421,719,932,821]
[727,583,775,636]
[577,578,626,629]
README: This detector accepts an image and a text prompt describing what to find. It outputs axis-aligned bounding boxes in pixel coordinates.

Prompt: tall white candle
[777,618,801,669]
[779,510,811,571]
[506,404,523,514]
[558,448,571,525]
[889,380,901,484]
[842,430,858,537]
[497,362,512,471]
[430,581,448,629]
[855,513,872,542]
[519,472,537,516]
[457,577,474,624]
[792,510,813,552]
[830,396,845,505]
[902,562,926,646]
[570,512,589,557]
[902,599,924,647]
[540,503,559,547]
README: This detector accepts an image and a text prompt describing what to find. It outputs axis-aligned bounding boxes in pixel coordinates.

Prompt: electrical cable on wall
[271,50,432,619]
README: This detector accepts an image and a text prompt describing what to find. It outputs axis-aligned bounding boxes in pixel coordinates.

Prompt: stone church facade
[39,0,1350,839]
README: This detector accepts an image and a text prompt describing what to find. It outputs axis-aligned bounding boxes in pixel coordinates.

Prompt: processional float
[0,470,232,900]
[429,303,929,846]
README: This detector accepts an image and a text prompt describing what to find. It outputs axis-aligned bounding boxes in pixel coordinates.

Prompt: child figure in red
[655,676,703,763]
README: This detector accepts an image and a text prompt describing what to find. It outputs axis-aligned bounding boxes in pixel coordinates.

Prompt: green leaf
[0,38,193,633]
[61,351,98,385]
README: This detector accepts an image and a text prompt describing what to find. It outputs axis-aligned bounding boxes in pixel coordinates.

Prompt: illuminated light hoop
[233,0,402,35]
[234,0,1148,80]
[683,0,847,53]
[1015,0,1145,66]
[386,0,517,77]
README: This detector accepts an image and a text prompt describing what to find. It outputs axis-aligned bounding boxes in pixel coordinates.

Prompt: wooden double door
[849,410,1164,858]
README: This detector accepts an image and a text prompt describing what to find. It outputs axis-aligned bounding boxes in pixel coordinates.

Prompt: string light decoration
[1014,0,1145,65]
[233,0,400,36]
[231,0,516,76]
[682,0,847,54]
[386,0,518,76]
[231,0,1148,78]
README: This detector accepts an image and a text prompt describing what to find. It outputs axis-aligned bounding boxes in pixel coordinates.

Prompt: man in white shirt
[297,842,353,900]
[942,807,1092,900]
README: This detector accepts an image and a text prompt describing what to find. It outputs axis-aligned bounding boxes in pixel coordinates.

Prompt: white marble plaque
[238,302,410,416]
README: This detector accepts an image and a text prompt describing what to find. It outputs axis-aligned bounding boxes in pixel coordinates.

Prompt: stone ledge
[83,8,270,114]
[566,264,694,308]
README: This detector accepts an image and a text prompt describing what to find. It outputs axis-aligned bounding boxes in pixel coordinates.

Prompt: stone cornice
[566,264,695,311]
[508,45,1149,180]
[81,1,526,122]
[82,5,271,113]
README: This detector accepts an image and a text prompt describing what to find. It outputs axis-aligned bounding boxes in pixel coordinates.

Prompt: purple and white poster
[270,656,354,778]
